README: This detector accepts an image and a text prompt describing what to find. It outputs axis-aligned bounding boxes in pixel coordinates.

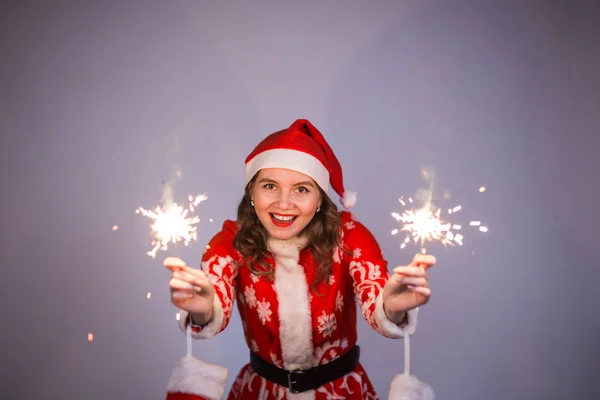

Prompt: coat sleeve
[342,212,418,338]
[178,220,239,339]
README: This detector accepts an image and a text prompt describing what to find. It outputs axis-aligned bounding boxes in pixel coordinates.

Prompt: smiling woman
[234,167,343,291]
[251,169,322,240]
[165,119,436,400]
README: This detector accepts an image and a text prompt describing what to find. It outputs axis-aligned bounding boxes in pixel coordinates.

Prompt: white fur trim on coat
[374,293,419,338]
[269,236,316,400]
[167,354,229,400]
[179,295,225,339]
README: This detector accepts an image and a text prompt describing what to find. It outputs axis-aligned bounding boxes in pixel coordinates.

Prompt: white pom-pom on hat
[340,190,358,209]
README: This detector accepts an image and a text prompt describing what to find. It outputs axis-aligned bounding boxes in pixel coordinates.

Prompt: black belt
[249,345,360,393]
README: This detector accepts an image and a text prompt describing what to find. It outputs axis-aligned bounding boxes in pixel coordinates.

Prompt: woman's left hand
[382,253,436,322]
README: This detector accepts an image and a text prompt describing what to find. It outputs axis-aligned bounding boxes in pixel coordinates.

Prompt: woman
[165,119,436,399]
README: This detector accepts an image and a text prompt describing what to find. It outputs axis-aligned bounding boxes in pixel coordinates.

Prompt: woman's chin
[266,227,298,241]
[261,215,311,240]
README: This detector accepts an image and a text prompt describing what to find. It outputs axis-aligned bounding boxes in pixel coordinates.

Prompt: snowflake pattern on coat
[256,299,273,325]
[317,311,337,338]
[335,291,344,312]
[182,211,409,399]
[244,286,257,308]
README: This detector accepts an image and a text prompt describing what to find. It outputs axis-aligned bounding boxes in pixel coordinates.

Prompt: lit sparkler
[391,169,487,253]
[136,180,207,258]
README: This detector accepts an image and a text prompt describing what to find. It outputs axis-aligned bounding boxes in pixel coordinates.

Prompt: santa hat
[245,119,357,209]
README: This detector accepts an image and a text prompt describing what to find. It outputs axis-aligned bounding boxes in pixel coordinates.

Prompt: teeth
[272,214,295,221]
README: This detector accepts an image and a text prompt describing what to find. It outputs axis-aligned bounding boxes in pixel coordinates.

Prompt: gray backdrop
[1,1,599,399]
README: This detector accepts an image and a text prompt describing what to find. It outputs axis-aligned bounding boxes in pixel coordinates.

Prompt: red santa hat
[245,119,357,209]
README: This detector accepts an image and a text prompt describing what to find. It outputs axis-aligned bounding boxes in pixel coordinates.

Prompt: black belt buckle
[287,368,307,394]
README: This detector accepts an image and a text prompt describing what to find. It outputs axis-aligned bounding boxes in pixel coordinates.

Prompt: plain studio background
[1,1,599,399]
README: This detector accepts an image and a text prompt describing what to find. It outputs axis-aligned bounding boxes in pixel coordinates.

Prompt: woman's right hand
[165,257,215,319]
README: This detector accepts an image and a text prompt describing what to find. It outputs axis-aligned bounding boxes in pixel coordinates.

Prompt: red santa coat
[174,211,418,400]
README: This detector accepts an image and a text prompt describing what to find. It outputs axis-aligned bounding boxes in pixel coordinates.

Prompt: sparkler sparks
[136,181,208,258]
[391,168,487,253]
[392,202,464,252]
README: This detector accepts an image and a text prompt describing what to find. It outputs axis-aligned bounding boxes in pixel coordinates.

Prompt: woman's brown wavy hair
[232,174,348,292]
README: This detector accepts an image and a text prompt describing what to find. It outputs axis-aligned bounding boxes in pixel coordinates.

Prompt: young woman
[166,119,436,399]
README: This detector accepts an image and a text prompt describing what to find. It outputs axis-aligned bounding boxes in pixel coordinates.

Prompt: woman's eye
[264,183,275,190]
[296,186,309,194]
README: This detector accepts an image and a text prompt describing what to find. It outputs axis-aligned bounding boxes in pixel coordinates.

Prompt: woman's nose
[275,191,294,209]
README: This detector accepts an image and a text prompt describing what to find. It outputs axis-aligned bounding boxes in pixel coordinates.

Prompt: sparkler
[136,179,207,259]
[391,168,487,254]
[390,169,487,399]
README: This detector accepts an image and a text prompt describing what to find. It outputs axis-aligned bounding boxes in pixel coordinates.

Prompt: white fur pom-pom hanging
[340,190,358,209]
[166,355,229,400]
[388,374,435,400]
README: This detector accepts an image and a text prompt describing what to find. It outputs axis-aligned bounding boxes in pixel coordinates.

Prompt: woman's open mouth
[270,213,298,227]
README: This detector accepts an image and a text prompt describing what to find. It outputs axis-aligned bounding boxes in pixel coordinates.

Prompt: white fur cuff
[374,294,419,338]
[179,295,225,339]
[167,355,228,400]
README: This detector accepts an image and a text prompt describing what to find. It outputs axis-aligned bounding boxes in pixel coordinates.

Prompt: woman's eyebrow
[294,181,315,187]
[258,178,278,184]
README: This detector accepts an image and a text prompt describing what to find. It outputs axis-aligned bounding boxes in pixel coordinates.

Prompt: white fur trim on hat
[374,293,419,338]
[166,354,229,399]
[245,148,330,193]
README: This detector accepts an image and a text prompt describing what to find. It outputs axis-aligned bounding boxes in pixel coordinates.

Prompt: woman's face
[251,168,323,240]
